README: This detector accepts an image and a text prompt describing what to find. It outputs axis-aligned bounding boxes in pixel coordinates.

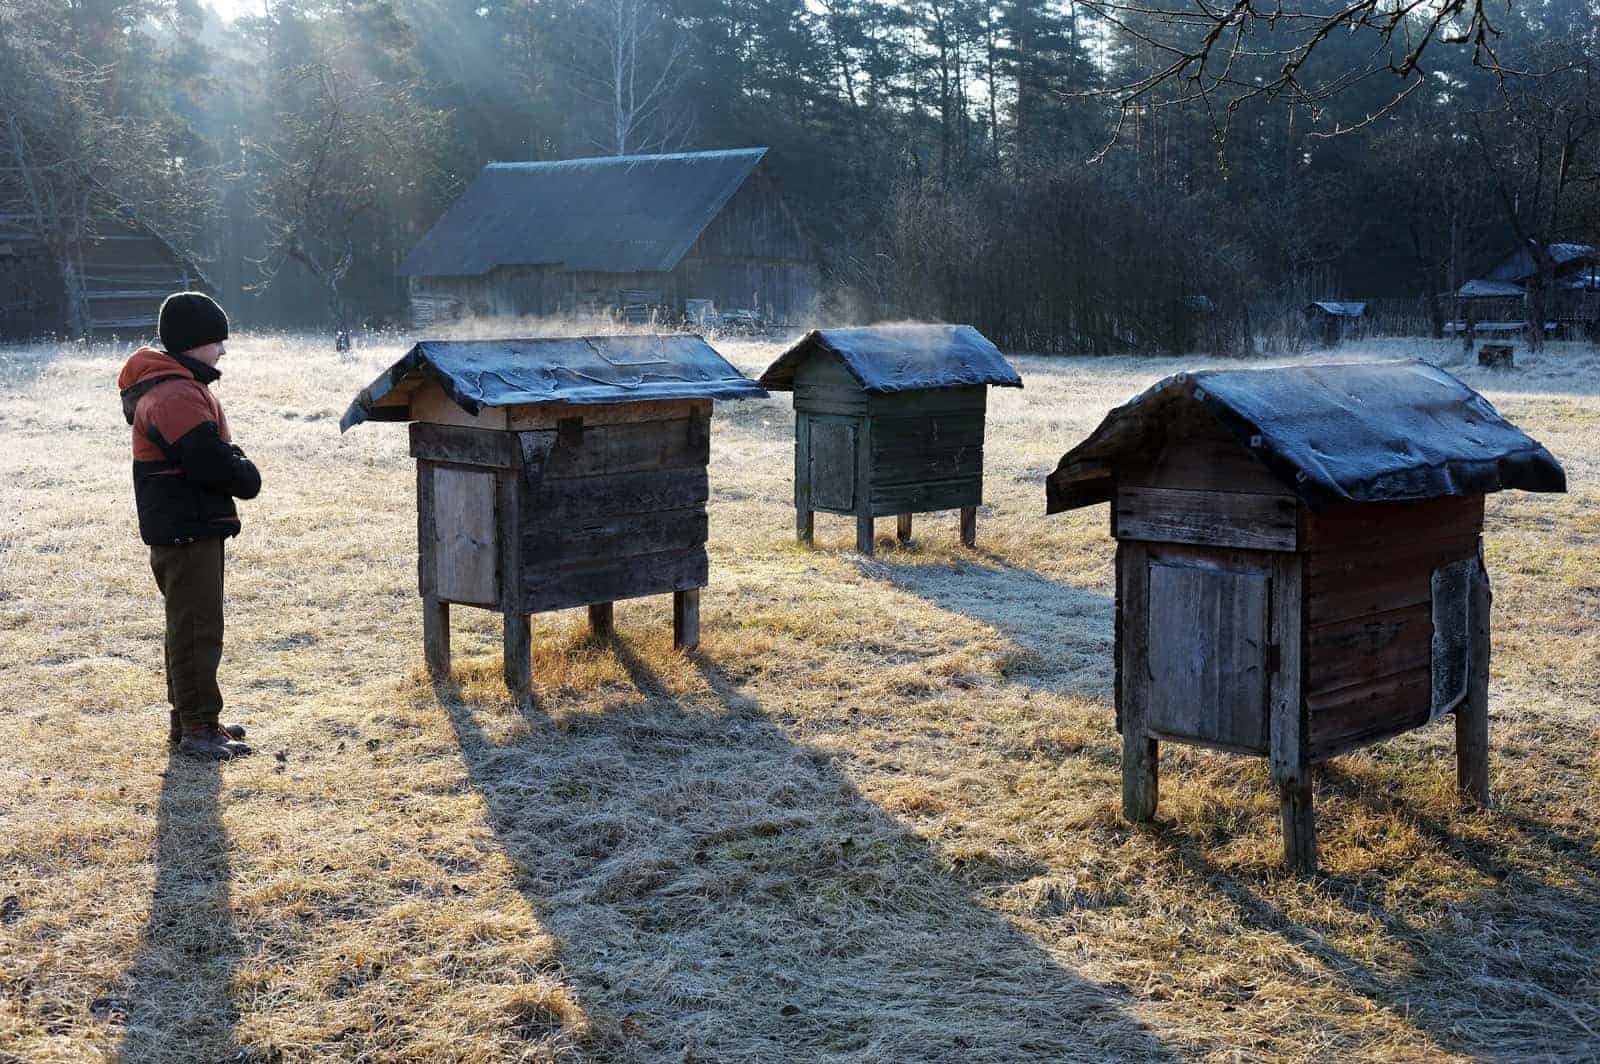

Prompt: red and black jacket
[117,347,261,546]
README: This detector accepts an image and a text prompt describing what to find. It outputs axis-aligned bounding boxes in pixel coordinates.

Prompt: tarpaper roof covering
[397,149,767,278]
[1306,301,1366,317]
[1046,361,1565,513]
[340,335,767,431]
[1457,278,1525,298]
[1486,242,1595,283]
[758,324,1023,394]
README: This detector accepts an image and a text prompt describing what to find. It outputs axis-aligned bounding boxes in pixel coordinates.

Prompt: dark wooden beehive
[758,325,1022,554]
[1046,361,1565,871]
[342,336,766,696]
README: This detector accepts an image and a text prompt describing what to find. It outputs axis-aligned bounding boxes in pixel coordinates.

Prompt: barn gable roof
[340,335,767,431]
[397,148,769,278]
[1046,361,1565,513]
[757,324,1022,394]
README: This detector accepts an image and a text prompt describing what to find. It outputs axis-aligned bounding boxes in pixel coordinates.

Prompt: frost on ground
[0,331,1596,1062]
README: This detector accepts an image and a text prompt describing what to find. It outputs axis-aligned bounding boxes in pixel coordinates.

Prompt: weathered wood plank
[869,476,983,516]
[808,418,858,512]
[1305,533,1479,635]
[417,462,437,598]
[868,386,986,417]
[496,468,520,621]
[507,398,710,431]
[433,466,499,606]
[871,446,984,488]
[412,385,509,430]
[1123,437,1293,497]
[1116,486,1299,551]
[523,468,708,522]
[794,411,811,517]
[1299,495,1483,552]
[520,548,708,614]
[410,422,522,469]
[1269,553,1305,785]
[1305,668,1431,761]
[869,414,986,456]
[518,417,710,480]
[1117,542,1158,821]
[1305,603,1433,698]
[855,414,874,554]
[522,508,708,565]
[1146,562,1271,752]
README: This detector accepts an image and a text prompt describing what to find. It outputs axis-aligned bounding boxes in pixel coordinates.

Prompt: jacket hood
[118,347,195,391]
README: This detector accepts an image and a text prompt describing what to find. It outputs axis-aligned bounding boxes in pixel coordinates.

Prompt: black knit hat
[158,291,229,355]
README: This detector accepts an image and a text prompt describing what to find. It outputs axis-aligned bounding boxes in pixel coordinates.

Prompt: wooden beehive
[758,325,1022,554]
[1046,361,1566,871]
[342,336,767,696]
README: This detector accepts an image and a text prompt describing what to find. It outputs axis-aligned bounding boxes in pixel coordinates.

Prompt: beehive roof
[1046,360,1565,512]
[340,335,767,431]
[757,324,1023,394]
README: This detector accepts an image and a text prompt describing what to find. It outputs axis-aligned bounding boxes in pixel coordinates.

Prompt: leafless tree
[570,0,693,156]
[1078,0,1527,147]
[251,62,442,345]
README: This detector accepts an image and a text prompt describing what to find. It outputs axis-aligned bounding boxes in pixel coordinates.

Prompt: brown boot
[169,711,245,744]
[177,723,253,760]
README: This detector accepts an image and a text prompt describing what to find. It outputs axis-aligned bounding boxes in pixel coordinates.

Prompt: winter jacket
[117,346,261,546]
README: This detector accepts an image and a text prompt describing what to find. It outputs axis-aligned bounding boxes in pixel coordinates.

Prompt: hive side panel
[517,414,710,613]
[807,418,859,512]
[1301,497,1485,761]
[869,410,985,516]
[432,466,500,606]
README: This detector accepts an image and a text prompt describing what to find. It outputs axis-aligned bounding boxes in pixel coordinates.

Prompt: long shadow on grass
[113,754,243,1063]
[438,642,1171,1062]
[854,545,1114,695]
[1148,769,1600,1060]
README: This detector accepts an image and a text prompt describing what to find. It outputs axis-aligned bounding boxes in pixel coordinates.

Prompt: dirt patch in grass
[0,333,1596,1061]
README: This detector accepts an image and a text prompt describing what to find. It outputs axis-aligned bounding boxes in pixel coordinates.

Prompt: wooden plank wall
[517,404,711,614]
[1300,495,1483,761]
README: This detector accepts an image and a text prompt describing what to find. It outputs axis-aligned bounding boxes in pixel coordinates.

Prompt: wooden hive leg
[588,602,615,639]
[797,508,814,546]
[423,598,451,680]
[1457,557,1492,807]
[896,513,913,543]
[855,512,875,556]
[1279,781,1317,873]
[959,505,977,547]
[674,589,701,650]
[1122,729,1159,823]
[503,612,532,698]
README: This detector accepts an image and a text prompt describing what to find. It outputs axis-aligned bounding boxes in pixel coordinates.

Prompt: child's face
[186,341,226,366]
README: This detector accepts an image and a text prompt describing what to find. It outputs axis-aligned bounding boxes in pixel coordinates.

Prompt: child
[117,292,261,760]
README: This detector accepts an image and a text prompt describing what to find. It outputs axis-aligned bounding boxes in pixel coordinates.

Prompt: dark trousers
[150,538,226,729]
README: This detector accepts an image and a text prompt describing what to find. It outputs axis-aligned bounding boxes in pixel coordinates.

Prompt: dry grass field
[0,329,1597,1063]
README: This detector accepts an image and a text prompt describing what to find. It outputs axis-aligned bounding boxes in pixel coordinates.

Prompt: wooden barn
[398,148,819,328]
[1045,361,1565,871]
[0,214,210,341]
[340,335,767,697]
[758,324,1022,554]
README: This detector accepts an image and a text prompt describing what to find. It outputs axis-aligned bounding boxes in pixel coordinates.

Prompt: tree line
[1,0,1596,352]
